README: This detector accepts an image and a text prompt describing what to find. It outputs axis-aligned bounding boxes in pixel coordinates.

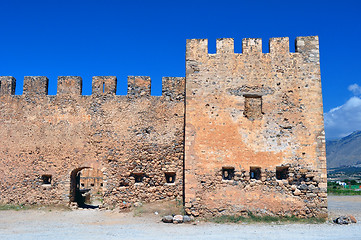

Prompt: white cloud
[348,83,361,95]
[324,96,361,139]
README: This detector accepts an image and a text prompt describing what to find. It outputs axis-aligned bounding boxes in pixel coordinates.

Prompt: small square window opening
[222,167,235,180]
[250,167,261,180]
[276,166,289,180]
[133,173,144,183]
[41,174,52,185]
[165,172,176,183]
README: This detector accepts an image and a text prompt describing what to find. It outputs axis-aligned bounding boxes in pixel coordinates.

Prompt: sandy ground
[0,196,360,240]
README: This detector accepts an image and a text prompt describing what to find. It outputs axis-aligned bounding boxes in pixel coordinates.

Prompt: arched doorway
[69,167,104,208]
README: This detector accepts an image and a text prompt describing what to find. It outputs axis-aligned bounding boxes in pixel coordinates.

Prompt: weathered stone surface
[0,76,185,207]
[162,215,174,223]
[184,36,327,218]
[173,215,183,223]
[333,216,354,225]
[293,189,301,196]
[183,215,192,223]
[349,215,357,223]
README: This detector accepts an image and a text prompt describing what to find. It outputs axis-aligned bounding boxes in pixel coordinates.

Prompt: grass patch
[0,204,31,211]
[133,203,144,217]
[209,213,326,224]
[327,181,361,195]
[327,188,361,196]
[0,204,70,211]
[133,199,184,217]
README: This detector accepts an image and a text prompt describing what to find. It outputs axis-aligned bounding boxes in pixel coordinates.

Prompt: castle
[0,36,327,218]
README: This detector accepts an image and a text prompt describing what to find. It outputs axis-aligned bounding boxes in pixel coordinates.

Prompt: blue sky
[0,0,360,139]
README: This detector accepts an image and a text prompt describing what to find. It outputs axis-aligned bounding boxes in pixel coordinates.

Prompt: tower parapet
[216,38,234,54]
[295,36,320,63]
[186,39,208,60]
[269,37,290,54]
[242,38,262,54]
[0,76,16,95]
[186,36,319,57]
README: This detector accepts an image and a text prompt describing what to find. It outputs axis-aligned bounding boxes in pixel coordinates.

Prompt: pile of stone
[69,202,78,210]
[333,215,357,225]
[119,201,132,209]
[162,215,193,224]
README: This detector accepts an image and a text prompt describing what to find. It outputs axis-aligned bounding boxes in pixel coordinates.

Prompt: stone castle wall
[184,37,327,218]
[0,76,185,207]
[0,36,327,218]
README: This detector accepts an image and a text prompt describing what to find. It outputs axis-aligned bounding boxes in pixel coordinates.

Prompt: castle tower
[184,37,327,218]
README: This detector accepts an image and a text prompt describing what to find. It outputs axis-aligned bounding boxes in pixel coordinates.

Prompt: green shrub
[209,212,326,224]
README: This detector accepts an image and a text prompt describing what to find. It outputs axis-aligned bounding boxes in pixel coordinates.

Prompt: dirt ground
[0,195,360,240]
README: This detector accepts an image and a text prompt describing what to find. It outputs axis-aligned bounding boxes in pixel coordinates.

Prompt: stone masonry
[0,76,184,207]
[0,36,327,218]
[184,36,327,218]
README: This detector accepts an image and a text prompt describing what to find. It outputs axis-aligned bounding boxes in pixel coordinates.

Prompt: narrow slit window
[102,82,105,93]
[41,174,52,185]
[165,172,176,183]
[222,167,235,180]
[250,167,261,180]
[276,166,289,180]
[244,94,262,120]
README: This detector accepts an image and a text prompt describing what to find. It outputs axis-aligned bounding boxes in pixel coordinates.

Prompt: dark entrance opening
[69,167,104,209]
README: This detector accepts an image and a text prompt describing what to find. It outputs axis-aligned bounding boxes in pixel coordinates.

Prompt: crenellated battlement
[0,76,16,95]
[242,38,262,54]
[128,76,151,98]
[216,38,234,54]
[162,77,185,101]
[23,76,49,96]
[295,36,320,63]
[0,76,185,99]
[269,37,289,54]
[92,76,117,95]
[186,36,319,60]
[58,76,82,95]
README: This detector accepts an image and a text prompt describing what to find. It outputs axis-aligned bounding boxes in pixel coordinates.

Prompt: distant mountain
[326,130,361,169]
